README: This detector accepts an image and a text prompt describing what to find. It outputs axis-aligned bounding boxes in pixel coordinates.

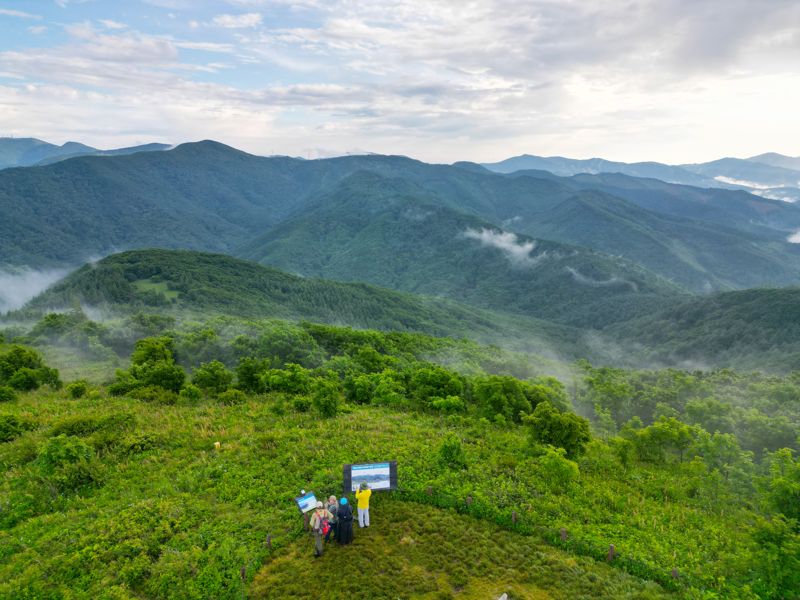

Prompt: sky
[0,0,798,164]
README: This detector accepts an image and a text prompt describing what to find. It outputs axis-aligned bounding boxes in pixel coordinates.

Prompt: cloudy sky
[0,0,798,163]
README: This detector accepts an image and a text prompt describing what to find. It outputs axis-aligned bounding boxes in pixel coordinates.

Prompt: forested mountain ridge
[19,248,595,359]
[3,140,800,293]
[607,287,800,371]
[240,171,686,328]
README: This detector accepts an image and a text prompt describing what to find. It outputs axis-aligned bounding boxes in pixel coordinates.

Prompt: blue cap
[340,497,348,505]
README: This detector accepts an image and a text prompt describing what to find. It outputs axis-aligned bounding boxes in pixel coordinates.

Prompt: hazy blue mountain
[0,137,170,169]
[483,152,800,201]
[480,154,713,185]
[534,171,800,238]
[0,138,96,169]
[33,142,171,166]
[240,171,686,328]
[680,157,800,189]
[748,152,800,171]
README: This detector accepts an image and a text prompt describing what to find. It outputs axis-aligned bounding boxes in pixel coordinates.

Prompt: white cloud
[0,8,42,19]
[788,230,800,243]
[98,19,127,30]
[28,25,48,35]
[463,227,546,267]
[212,13,262,29]
[565,267,638,292]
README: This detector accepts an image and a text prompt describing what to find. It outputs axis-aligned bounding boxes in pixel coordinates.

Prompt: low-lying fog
[0,268,69,313]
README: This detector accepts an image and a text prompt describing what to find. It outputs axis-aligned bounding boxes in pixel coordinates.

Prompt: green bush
[438,432,467,470]
[9,367,40,391]
[431,395,465,414]
[0,414,23,443]
[312,378,340,417]
[129,385,178,405]
[292,396,312,413]
[217,389,247,406]
[537,446,580,489]
[525,402,591,458]
[0,386,16,402]
[37,434,100,492]
[191,360,233,395]
[66,380,89,399]
[179,384,202,402]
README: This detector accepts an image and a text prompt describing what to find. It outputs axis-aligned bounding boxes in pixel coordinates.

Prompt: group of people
[308,482,373,557]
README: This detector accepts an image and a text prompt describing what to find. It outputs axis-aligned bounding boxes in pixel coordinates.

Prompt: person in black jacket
[336,496,354,545]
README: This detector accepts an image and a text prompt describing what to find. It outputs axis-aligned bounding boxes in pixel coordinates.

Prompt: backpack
[314,510,330,535]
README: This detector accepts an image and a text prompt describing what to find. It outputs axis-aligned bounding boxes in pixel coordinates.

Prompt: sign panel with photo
[342,461,397,494]
[294,491,318,514]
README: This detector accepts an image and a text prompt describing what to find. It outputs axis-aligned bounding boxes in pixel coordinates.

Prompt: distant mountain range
[481,152,800,202]
[0,137,170,169]
[3,140,800,296]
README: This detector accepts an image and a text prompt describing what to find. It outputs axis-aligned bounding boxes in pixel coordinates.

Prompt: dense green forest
[4,141,800,294]
[1,312,798,598]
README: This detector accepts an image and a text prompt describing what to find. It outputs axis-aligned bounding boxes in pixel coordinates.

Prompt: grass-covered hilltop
[1,288,799,598]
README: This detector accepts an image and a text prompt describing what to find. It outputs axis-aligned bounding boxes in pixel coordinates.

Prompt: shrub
[438,433,467,470]
[525,402,591,459]
[292,396,312,413]
[192,360,233,395]
[263,363,311,395]
[0,386,16,403]
[37,434,100,492]
[218,389,247,406]
[51,416,101,437]
[66,380,89,399]
[312,378,340,417]
[179,384,202,402]
[136,362,185,393]
[129,386,178,405]
[0,414,23,443]
[431,395,465,414]
[9,367,40,391]
[537,446,580,489]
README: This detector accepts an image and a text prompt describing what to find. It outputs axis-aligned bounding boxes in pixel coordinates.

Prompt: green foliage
[179,384,202,403]
[431,395,465,414]
[191,360,233,395]
[262,363,311,395]
[438,433,467,470]
[748,515,800,599]
[311,378,340,417]
[0,386,16,403]
[110,336,185,395]
[217,389,247,406]
[0,414,22,443]
[537,446,580,489]
[409,365,463,408]
[765,449,800,521]
[66,379,89,399]
[526,401,591,458]
[36,434,100,492]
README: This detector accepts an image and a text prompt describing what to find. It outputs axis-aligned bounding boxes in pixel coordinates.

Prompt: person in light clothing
[355,481,371,527]
[309,501,334,557]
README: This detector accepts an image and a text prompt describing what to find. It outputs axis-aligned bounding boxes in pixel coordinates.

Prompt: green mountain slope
[4,140,800,293]
[0,138,95,169]
[510,188,800,291]
[240,172,686,328]
[23,248,594,358]
[607,287,800,370]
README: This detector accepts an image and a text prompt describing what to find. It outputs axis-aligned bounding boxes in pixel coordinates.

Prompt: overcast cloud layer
[0,0,798,162]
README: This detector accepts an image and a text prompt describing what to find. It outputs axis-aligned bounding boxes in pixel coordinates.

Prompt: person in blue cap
[336,496,354,545]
